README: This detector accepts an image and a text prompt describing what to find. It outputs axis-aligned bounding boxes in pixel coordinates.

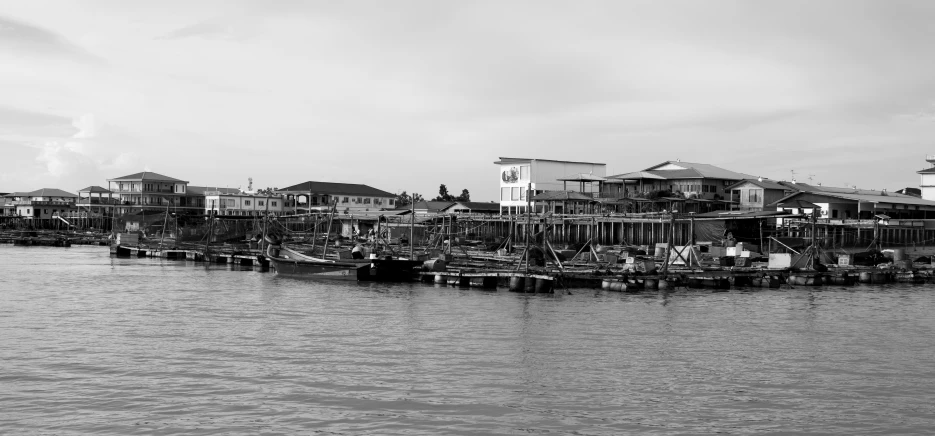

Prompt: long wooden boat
[267,245,424,282]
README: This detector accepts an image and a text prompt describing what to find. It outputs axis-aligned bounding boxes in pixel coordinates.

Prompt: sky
[3,0,935,201]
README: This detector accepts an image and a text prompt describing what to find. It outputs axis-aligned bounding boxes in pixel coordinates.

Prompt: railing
[12,200,75,206]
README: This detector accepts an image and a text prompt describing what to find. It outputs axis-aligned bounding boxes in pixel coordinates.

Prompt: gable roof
[277,181,394,198]
[78,186,113,193]
[918,167,935,174]
[725,179,789,191]
[557,173,607,182]
[108,171,187,183]
[20,188,77,198]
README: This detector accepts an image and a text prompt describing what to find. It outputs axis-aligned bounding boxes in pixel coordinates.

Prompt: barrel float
[870,272,888,284]
[524,276,536,292]
[627,279,644,290]
[657,279,670,290]
[535,278,553,293]
[609,281,625,292]
[422,259,447,272]
[434,274,447,284]
[420,274,434,283]
[804,275,822,286]
[858,272,872,283]
[458,277,471,287]
[687,278,702,288]
[509,276,525,292]
[732,276,752,287]
[601,279,612,290]
[644,279,658,290]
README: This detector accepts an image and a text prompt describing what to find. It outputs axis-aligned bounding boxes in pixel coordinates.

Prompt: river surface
[2,246,935,435]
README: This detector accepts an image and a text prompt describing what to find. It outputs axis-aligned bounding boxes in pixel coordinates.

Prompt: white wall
[922,174,935,201]
[498,160,606,212]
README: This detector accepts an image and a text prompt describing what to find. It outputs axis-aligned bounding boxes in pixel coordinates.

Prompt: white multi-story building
[277,181,397,213]
[203,189,286,216]
[494,157,606,215]
[919,155,935,201]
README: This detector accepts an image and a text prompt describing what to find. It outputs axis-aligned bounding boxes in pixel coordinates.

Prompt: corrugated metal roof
[769,190,935,208]
[607,171,666,180]
[444,201,500,211]
[557,173,607,182]
[493,157,606,166]
[725,179,789,190]
[277,181,394,198]
[530,191,594,201]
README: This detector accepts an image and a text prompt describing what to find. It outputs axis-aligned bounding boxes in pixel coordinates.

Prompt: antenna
[808,174,816,184]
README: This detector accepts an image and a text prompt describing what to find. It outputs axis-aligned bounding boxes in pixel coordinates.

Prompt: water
[2,246,935,435]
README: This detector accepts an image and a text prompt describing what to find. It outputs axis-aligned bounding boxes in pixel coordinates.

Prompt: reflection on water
[2,246,935,435]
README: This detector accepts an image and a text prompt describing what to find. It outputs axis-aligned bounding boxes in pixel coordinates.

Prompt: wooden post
[525,182,531,275]
[321,199,337,259]
[662,212,675,275]
[409,194,415,259]
[159,201,170,247]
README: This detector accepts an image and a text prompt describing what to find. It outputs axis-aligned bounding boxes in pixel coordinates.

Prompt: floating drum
[644,279,658,290]
[893,248,906,262]
[657,279,670,290]
[858,272,872,283]
[601,279,612,290]
[509,276,525,292]
[524,276,536,292]
[870,272,888,284]
[687,278,702,288]
[434,274,447,284]
[423,259,446,272]
[535,278,553,293]
[458,277,471,287]
[609,281,625,292]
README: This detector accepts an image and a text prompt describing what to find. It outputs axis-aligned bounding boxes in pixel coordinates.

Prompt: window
[501,188,510,201]
[832,209,839,218]
[520,165,530,180]
[271,201,277,207]
[511,187,520,200]
[364,198,371,204]
[244,200,251,206]
[342,197,349,203]
[520,187,526,200]
[44,209,48,214]
[259,200,265,206]
[748,189,761,203]
[227,199,235,207]
[388,199,394,206]
[357,197,362,203]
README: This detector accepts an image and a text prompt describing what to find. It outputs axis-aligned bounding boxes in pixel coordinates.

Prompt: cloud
[0,15,102,64]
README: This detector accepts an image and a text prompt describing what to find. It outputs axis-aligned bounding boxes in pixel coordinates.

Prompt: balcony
[12,200,75,206]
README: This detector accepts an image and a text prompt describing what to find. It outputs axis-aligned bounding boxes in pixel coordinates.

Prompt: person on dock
[351,243,365,259]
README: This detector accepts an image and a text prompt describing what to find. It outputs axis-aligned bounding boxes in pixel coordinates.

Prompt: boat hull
[268,246,423,282]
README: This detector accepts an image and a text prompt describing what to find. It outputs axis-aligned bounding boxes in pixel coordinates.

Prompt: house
[725,179,792,211]
[495,157,606,215]
[75,186,118,219]
[107,171,192,215]
[277,181,397,214]
[608,161,755,201]
[442,201,501,215]
[770,185,935,221]
[203,188,286,216]
[5,188,78,220]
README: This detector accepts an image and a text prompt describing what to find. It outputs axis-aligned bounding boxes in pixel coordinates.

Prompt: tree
[395,191,424,207]
[456,189,470,202]
[433,184,454,201]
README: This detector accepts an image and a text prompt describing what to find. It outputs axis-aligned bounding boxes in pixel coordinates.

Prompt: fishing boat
[266,244,425,282]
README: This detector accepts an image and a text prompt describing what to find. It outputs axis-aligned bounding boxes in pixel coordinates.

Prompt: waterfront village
[5,155,935,290]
